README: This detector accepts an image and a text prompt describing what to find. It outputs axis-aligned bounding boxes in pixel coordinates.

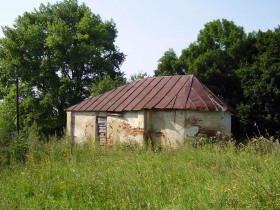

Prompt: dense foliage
[91,75,126,96]
[237,29,280,137]
[154,49,182,76]
[156,19,280,138]
[0,0,125,137]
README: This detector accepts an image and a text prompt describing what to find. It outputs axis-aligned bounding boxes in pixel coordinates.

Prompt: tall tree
[155,19,280,138]
[179,19,246,107]
[0,0,125,136]
[237,28,280,137]
[154,48,183,76]
[173,19,248,138]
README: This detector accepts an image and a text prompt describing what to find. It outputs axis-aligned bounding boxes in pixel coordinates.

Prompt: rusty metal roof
[67,75,231,112]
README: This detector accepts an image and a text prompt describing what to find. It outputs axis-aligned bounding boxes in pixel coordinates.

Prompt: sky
[1,0,280,78]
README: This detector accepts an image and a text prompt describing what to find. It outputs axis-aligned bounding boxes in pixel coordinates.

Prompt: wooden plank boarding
[97,117,107,145]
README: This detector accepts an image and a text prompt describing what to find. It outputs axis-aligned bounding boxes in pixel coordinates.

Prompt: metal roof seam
[113,79,147,112]
[78,95,98,111]
[203,84,227,111]
[71,97,92,111]
[95,83,129,111]
[132,77,165,110]
[169,95,177,108]
[171,75,191,109]
[210,94,224,111]
[131,79,161,110]
[125,78,155,111]
[79,94,103,111]
[191,82,210,111]
[67,75,231,112]
[105,82,139,111]
[188,97,197,110]
[204,89,219,111]
[154,75,182,109]
[67,104,78,111]
[77,100,90,111]
[87,90,113,111]
[195,79,224,111]
[144,76,174,109]
[160,75,185,109]
[193,77,214,111]
[94,85,129,110]
[184,75,194,109]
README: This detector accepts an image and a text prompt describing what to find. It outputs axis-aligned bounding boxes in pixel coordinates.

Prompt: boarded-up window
[97,117,107,145]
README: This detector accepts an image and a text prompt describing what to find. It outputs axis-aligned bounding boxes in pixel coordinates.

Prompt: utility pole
[15,67,20,134]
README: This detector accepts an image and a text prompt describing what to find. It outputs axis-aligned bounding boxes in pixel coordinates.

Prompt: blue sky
[1,0,280,78]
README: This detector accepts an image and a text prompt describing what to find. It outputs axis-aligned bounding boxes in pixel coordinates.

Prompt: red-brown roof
[67,75,231,112]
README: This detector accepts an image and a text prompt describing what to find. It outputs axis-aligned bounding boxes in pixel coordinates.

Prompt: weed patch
[0,137,279,209]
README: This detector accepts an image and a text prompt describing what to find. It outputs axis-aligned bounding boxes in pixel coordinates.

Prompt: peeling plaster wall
[147,110,186,147]
[107,111,145,146]
[71,112,97,143]
[185,110,231,138]
[67,111,145,145]
[147,110,231,147]
[67,109,231,147]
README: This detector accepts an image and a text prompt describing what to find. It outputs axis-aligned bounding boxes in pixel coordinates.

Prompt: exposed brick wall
[122,122,144,137]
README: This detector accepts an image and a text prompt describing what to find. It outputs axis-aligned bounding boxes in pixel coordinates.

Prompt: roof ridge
[202,84,229,111]
[168,75,192,109]
[185,75,194,108]
[191,77,211,111]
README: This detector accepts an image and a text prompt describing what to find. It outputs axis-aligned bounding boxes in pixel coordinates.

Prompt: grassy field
[0,138,279,209]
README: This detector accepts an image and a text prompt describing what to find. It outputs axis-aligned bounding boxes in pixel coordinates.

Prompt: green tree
[157,19,280,138]
[237,28,280,137]
[91,75,125,96]
[154,49,183,76]
[0,87,17,165]
[0,0,125,136]
[129,70,149,82]
[179,19,246,107]
[176,19,249,138]
[0,89,16,147]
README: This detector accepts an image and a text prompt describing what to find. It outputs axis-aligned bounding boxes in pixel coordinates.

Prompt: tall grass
[0,136,279,209]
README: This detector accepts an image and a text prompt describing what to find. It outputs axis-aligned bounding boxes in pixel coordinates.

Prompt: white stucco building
[67,75,231,147]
